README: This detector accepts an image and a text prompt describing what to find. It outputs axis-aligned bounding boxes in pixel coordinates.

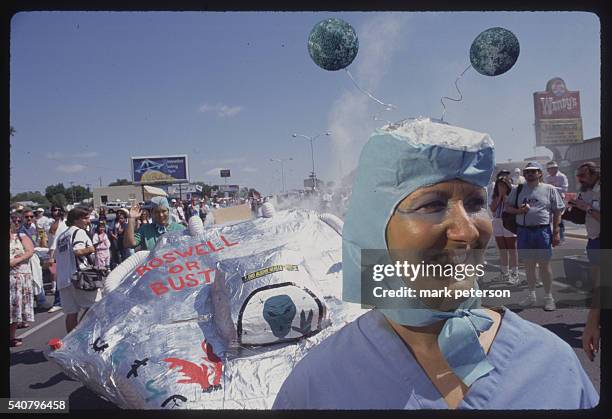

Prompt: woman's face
[152,206,169,226]
[385,180,492,310]
[496,180,509,196]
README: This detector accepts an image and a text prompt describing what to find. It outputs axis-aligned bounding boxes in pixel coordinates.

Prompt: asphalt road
[9,235,599,408]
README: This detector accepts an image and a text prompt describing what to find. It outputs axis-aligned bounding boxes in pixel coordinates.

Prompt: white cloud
[220,157,246,165]
[56,164,87,173]
[73,151,99,158]
[45,152,63,160]
[201,157,247,166]
[328,14,405,183]
[198,103,244,118]
[45,151,99,160]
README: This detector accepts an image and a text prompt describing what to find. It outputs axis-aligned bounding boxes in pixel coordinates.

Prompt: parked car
[102,201,128,211]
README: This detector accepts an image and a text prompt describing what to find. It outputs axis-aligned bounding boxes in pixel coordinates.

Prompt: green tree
[50,193,68,208]
[45,183,67,201]
[10,191,50,207]
[109,178,132,186]
[65,185,92,203]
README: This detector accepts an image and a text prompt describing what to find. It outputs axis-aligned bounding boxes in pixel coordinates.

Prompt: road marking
[564,233,588,241]
[17,312,64,339]
[485,261,587,294]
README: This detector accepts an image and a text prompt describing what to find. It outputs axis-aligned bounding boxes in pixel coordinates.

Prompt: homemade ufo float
[48,210,365,409]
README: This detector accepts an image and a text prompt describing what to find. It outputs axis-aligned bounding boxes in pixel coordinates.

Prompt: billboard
[220,169,231,178]
[533,78,583,146]
[131,155,189,185]
[303,178,323,189]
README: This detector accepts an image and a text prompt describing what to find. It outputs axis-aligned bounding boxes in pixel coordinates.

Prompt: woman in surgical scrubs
[273,118,598,410]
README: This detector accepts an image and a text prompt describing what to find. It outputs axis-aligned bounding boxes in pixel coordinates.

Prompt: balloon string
[440,64,472,122]
[344,68,397,114]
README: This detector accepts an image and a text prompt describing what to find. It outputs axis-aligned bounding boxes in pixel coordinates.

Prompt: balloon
[308,18,359,71]
[470,27,520,76]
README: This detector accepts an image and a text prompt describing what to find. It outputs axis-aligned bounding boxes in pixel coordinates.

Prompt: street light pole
[69,181,75,204]
[270,157,293,193]
[291,132,330,191]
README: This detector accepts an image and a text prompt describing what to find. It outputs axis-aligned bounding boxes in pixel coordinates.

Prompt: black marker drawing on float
[92,337,109,353]
[127,358,149,378]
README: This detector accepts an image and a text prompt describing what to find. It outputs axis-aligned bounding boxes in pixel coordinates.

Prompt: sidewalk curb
[565,233,588,240]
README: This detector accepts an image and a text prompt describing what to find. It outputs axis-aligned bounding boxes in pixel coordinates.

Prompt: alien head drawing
[262,295,297,338]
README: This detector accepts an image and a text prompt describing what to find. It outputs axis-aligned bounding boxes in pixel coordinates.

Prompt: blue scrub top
[273,308,599,410]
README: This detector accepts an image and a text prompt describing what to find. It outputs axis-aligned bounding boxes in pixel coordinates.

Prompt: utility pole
[69,181,75,204]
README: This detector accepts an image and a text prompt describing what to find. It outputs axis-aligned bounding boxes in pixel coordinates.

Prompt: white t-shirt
[35,215,53,233]
[170,206,185,223]
[49,220,69,252]
[55,226,93,290]
[578,182,600,239]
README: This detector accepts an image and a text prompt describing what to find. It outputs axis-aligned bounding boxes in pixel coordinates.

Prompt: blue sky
[10,11,600,196]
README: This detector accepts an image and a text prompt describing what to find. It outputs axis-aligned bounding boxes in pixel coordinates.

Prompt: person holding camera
[505,162,565,311]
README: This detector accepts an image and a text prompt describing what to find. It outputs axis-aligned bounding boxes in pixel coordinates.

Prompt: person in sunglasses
[504,162,564,311]
[17,208,47,310]
[18,208,46,248]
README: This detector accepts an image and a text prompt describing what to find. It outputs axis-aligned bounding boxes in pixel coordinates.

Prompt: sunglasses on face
[24,215,34,219]
[523,170,539,175]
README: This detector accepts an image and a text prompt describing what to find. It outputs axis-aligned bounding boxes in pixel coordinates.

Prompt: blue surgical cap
[342,117,496,386]
[150,196,170,210]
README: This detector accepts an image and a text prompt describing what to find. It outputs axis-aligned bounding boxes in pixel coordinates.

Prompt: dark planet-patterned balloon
[469,27,520,76]
[308,18,359,71]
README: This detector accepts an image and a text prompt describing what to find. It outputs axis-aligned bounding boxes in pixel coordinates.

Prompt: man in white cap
[170,198,187,226]
[505,162,565,311]
[544,160,568,242]
[34,208,52,234]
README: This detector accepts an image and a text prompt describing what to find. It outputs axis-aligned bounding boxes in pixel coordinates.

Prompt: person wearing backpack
[504,162,565,311]
[55,206,101,333]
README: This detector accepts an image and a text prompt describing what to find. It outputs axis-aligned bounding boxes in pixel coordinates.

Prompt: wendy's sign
[534,78,583,146]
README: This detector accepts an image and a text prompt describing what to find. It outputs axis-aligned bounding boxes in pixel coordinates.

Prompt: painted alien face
[262,295,297,338]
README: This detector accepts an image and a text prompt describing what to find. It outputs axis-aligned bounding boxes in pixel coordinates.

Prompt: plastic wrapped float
[48,208,366,409]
